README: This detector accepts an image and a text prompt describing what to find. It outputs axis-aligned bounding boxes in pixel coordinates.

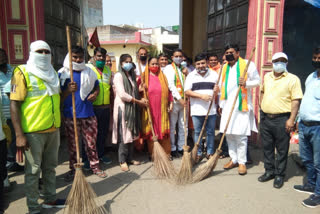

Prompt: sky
[102,0,180,28]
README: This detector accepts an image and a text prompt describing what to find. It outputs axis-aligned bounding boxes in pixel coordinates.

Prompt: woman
[140,57,173,159]
[112,54,148,171]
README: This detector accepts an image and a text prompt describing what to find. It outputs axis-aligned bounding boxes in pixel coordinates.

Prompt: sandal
[120,162,130,172]
[129,160,141,165]
[93,169,107,178]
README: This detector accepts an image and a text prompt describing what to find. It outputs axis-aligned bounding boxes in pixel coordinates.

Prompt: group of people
[0,40,319,213]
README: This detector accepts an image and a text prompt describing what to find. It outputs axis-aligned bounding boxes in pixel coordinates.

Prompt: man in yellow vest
[10,40,65,214]
[219,44,260,175]
[85,47,112,166]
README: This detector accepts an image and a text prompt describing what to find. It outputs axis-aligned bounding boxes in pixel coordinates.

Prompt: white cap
[272,52,288,61]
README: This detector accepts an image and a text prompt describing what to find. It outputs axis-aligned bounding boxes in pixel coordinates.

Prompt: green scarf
[119,69,141,137]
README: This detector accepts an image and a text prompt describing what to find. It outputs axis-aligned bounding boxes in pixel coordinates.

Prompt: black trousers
[0,139,7,209]
[260,112,290,177]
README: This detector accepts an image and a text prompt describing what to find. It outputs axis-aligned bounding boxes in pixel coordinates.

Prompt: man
[0,95,7,214]
[294,47,320,208]
[259,52,302,188]
[135,47,148,76]
[182,55,195,73]
[208,53,221,73]
[219,44,260,175]
[158,53,169,71]
[59,46,107,181]
[163,49,188,157]
[85,47,112,167]
[185,53,219,162]
[0,49,23,175]
[10,40,65,214]
[106,55,113,70]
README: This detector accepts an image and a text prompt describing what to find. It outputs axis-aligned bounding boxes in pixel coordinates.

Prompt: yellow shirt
[10,68,57,133]
[261,71,303,114]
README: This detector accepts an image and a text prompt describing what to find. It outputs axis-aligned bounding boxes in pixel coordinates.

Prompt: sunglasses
[36,50,50,54]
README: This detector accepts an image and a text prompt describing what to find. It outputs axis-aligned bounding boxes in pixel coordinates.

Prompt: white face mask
[29,52,51,70]
[273,62,287,73]
[197,67,208,74]
[72,61,86,71]
[173,57,183,65]
[181,61,187,68]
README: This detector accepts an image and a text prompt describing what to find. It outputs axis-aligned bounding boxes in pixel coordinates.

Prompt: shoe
[64,171,75,182]
[100,156,112,165]
[7,162,24,172]
[294,184,315,194]
[258,173,275,182]
[42,199,66,208]
[302,194,320,208]
[238,164,247,175]
[129,160,141,165]
[171,151,178,158]
[177,150,183,157]
[120,162,129,172]
[273,176,284,189]
[83,161,91,171]
[93,169,107,178]
[223,160,238,169]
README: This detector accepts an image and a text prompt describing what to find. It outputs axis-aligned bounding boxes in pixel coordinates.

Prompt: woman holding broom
[112,54,148,172]
[139,57,173,160]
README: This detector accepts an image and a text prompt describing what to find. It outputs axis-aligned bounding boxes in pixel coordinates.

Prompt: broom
[190,65,224,164]
[192,47,256,183]
[138,61,176,179]
[176,74,192,185]
[64,26,106,214]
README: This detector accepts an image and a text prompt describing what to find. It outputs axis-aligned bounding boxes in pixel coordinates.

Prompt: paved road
[4,142,319,214]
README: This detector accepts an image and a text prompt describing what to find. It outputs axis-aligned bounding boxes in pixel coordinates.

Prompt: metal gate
[207,0,249,58]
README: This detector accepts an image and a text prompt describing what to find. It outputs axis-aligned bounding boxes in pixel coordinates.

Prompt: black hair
[313,47,320,55]
[186,56,193,64]
[158,53,168,59]
[148,57,158,64]
[172,48,184,55]
[71,46,84,55]
[224,44,240,52]
[94,47,107,56]
[138,47,148,53]
[194,53,207,62]
[207,53,218,59]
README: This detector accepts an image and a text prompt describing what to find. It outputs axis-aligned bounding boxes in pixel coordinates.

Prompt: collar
[271,71,288,79]
[312,70,320,79]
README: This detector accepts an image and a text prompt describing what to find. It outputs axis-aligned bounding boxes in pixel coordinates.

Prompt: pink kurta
[112,72,136,144]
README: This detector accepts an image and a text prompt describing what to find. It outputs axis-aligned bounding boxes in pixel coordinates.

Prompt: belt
[301,120,320,127]
[265,112,290,119]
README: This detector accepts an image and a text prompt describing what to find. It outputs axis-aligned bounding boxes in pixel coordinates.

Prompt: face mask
[30,52,51,70]
[273,62,287,73]
[149,66,159,74]
[140,55,147,61]
[197,67,208,74]
[173,57,183,65]
[225,54,235,62]
[72,61,86,71]
[181,61,187,68]
[122,62,133,72]
[96,60,105,68]
[312,60,320,69]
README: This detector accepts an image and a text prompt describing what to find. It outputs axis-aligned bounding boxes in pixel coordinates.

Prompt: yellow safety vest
[87,64,111,106]
[17,65,61,133]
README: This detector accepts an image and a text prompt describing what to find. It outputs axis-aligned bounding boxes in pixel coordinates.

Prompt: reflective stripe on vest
[87,64,111,105]
[17,65,61,133]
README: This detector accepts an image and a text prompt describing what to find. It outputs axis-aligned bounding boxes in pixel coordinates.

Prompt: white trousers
[170,102,188,151]
[226,134,247,164]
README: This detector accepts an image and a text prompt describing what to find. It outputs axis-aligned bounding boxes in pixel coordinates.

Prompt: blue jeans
[299,122,320,195]
[192,115,216,156]
[82,107,110,162]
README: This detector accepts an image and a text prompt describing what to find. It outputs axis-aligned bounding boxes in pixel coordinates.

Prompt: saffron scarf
[209,62,221,74]
[172,62,184,98]
[141,66,170,139]
[220,57,248,112]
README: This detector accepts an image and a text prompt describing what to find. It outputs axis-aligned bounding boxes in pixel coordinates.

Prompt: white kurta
[219,60,260,136]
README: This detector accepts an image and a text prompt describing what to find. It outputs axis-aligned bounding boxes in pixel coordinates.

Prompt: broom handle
[138,60,157,140]
[217,47,256,151]
[66,26,80,164]
[183,74,188,146]
[194,64,224,147]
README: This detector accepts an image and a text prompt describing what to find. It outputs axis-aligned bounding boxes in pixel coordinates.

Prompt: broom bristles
[65,167,107,214]
[192,150,221,183]
[176,149,193,185]
[153,140,176,179]
[191,143,199,165]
